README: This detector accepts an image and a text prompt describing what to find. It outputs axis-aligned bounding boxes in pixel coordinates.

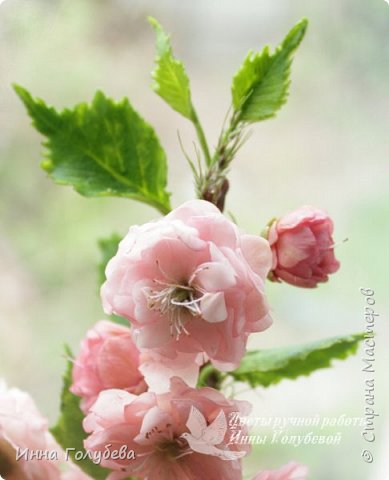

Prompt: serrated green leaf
[230,333,364,387]
[232,18,308,122]
[50,346,110,479]
[14,85,171,214]
[149,17,194,119]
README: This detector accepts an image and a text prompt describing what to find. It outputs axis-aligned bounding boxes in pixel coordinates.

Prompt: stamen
[322,237,349,251]
[174,449,193,460]
[146,280,203,340]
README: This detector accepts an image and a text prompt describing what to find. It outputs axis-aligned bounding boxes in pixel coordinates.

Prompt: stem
[191,108,212,167]
[197,111,244,211]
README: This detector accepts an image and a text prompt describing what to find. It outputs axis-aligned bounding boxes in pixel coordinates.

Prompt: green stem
[191,108,212,167]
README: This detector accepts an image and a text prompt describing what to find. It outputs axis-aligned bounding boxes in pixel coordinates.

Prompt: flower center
[147,281,203,339]
[155,437,190,461]
[0,439,22,479]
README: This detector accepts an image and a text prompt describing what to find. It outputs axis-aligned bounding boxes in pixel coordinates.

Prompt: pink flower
[70,320,147,413]
[252,462,308,480]
[83,377,251,480]
[101,200,272,371]
[268,206,340,288]
[0,381,91,480]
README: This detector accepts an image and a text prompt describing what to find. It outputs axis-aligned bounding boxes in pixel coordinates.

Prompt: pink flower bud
[70,321,147,414]
[268,206,340,288]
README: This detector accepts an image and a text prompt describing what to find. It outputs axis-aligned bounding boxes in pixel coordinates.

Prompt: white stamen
[147,280,204,340]
[174,449,194,460]
[326,237,349,250]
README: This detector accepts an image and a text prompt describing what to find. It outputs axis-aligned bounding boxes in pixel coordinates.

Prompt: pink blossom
[70,320,147,413]
[101,200,272,371]
[83,377,251,480]
[268,206,340,288]
[0,381,91,480]
[252,462,308,480]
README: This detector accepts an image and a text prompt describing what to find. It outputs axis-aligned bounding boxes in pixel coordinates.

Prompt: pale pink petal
[139,352,202,393]
[240,234,272,278]
[133,321,172,349]
[83,389,135,433]
[194,262,236,291]
[200,292,228,323]
[166,199,220,222]
[134,406,172,445]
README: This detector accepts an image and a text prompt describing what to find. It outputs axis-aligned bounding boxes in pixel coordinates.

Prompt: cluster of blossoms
[4,13,348,479]
[73,200,338,479]
[1,200,338,479]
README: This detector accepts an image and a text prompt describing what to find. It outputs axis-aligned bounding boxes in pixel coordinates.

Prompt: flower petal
[200,292,228,323]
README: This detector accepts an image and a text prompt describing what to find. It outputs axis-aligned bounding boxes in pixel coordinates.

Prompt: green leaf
[97,233,128,326]
[230,333,364,387]
[51,346,110,479]
[231,18,308,122]
[14,85,171,214]
[97,233,122,286]
[149,17,194,119]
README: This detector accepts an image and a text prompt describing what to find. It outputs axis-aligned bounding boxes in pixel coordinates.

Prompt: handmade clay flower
[83,377,251,480]
[70,320,147,413]
[252,462,308,480]
[268,206,340,288]
[0,381,91,480]
[101,200,272,370]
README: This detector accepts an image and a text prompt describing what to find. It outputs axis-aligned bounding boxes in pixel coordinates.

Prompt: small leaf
[97,233,122,286]
[97,234,128,326]
[232,18,308,122]
[14,85,171,214]
[230,333,364,387]
[51,346,110,479]
[149,17,194,119]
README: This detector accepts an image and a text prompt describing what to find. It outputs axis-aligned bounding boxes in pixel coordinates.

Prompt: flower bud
[70,321,147,413]
[268,206,340,288]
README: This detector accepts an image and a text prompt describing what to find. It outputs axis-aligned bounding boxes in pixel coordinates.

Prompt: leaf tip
[286,17,309,49]
[297,17,309,39]
[12,82,24,95]
[298,17,309,29]
[13,83,32,105]
[147,16,159,29]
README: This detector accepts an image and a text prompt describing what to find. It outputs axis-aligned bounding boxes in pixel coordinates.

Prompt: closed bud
[267,206,340,288]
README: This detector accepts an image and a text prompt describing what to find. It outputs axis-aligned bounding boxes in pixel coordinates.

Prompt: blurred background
[0,0,388,478]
